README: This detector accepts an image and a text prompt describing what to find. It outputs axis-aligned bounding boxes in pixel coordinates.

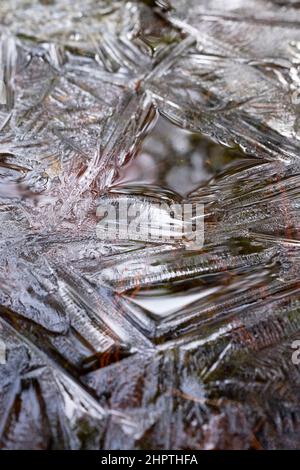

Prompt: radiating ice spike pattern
[0,0,300,449]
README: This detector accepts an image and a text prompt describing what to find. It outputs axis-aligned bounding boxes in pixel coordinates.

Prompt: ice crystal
[0,0,299,449]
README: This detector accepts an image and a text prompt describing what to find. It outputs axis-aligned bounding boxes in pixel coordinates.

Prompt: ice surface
[0,0,300,449]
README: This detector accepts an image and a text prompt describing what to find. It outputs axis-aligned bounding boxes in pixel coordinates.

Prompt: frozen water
[0,0,300,449]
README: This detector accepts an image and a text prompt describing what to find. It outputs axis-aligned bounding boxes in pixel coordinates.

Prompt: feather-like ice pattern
[0,318,138,449]
[146,0,300,163]
[0,0,300,450]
